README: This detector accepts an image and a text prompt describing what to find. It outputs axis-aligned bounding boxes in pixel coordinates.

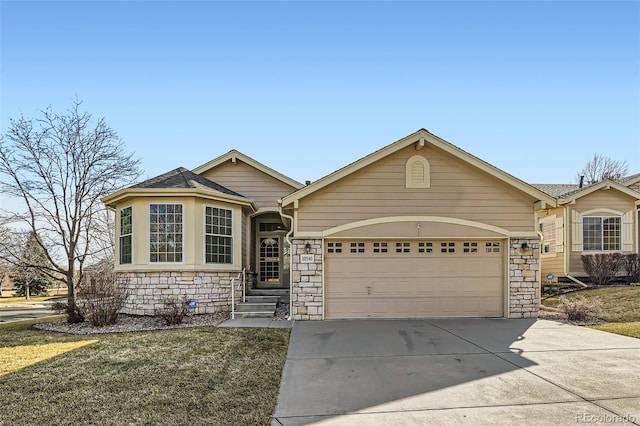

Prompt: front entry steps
[233,295,279,319]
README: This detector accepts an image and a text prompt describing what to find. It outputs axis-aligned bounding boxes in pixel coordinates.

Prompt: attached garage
[281,129,557,320]
[324,239,505,319]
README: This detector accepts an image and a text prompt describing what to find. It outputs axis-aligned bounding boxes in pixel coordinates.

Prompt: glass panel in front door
[260,236,280,283]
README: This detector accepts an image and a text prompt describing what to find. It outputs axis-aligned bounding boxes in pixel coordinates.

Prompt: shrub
[623,254,640,284]
[558,295,602,322]
[156,297,191,326]
[76,272,128,327]
[50,300,68,314]
[581,253,624,286]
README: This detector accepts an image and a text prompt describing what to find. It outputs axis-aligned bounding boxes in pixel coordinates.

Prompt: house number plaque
[300,254,315,263]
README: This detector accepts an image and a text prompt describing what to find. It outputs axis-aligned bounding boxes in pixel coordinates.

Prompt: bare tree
[0,99,141,322]
[577,153,629,185]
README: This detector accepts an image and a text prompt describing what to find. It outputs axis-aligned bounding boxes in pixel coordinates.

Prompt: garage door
[325,240,504,319]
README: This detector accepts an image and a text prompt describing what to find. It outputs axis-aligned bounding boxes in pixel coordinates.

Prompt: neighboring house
[102,129,561,319]
[534,179,640,284]
[623,173,640,193]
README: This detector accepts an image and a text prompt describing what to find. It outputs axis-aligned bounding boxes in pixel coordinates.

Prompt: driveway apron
[272,319,640,425]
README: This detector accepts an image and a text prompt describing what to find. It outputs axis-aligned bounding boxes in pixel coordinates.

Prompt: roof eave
[101,187,256,212]
[558,179,640,205]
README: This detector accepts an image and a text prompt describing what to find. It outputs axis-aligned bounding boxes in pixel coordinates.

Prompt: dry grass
[542,287,640,339]
[542,286,640,322]
[588,322,640,339]
[0,318,290,425]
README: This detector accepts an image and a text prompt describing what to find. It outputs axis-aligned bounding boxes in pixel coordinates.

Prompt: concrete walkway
[272,319,640,425]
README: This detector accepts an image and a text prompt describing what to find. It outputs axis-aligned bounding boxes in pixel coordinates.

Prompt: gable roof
[532,184,581,198]
[281,129,557,208]
[193,149,304,190]
[102,167,256,210]
[132,167,243,196]
[556,179,640,205]
[622,172,640,186]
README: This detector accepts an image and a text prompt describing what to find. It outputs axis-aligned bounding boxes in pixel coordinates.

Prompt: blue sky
[1,0,639,191]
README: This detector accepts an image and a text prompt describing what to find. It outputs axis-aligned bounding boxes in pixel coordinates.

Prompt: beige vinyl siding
[567,191,637,276]
[297,145,538,233]
[539,208,565,280]
[200,161,297,209]
[541,254,564,281]
[628,182,640,193]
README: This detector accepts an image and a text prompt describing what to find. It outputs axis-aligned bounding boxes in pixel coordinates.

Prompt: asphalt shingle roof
[131,167,245,197]
[530,184,581,198]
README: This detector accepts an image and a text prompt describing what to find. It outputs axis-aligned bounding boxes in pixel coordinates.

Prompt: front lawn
[0,318,289,425]
[542,286,640,338]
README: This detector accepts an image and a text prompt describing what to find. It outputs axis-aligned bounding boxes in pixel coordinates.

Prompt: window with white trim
[149,203,183,263]
[583,216,621,251]
[205,206,233,264]
[119,206,132,264]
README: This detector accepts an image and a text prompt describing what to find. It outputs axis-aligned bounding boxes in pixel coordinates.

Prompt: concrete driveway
[272,319,640,425]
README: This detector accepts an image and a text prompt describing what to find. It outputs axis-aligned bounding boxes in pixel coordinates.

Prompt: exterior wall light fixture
[304,242,312,254]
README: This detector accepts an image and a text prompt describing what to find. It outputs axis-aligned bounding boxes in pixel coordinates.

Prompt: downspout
[563,205,588,288]
[566,275,588,288]
[278,199,294,321]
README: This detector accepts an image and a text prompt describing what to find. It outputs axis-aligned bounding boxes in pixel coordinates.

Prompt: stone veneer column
[508,238,540,318]
[291,239,323,320]
[116,271,242,316]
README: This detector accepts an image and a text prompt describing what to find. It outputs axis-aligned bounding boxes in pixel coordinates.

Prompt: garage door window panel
[396,242,411,253]
[327,242,342,253]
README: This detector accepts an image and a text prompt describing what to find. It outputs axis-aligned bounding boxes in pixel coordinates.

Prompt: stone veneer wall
[116,271,242,316]
[508,238,540,318]
[290,239,323,320]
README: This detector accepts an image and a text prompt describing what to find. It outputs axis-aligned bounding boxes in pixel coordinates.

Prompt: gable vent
[406,155,430,188]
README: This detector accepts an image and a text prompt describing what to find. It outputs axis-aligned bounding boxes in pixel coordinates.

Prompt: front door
[255,217,290,288]
[259,236,280,285]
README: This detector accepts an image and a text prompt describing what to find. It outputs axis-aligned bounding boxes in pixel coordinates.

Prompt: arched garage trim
[321,215,514,238]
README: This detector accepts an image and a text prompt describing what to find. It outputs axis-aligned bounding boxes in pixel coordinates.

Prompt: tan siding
[297,145,538,233]
[541,254,565,281]
[573,190,636,214]
[539,207,566,280]
[200,161,298,209]
[628,182,640,193]
[568,191,637,276]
